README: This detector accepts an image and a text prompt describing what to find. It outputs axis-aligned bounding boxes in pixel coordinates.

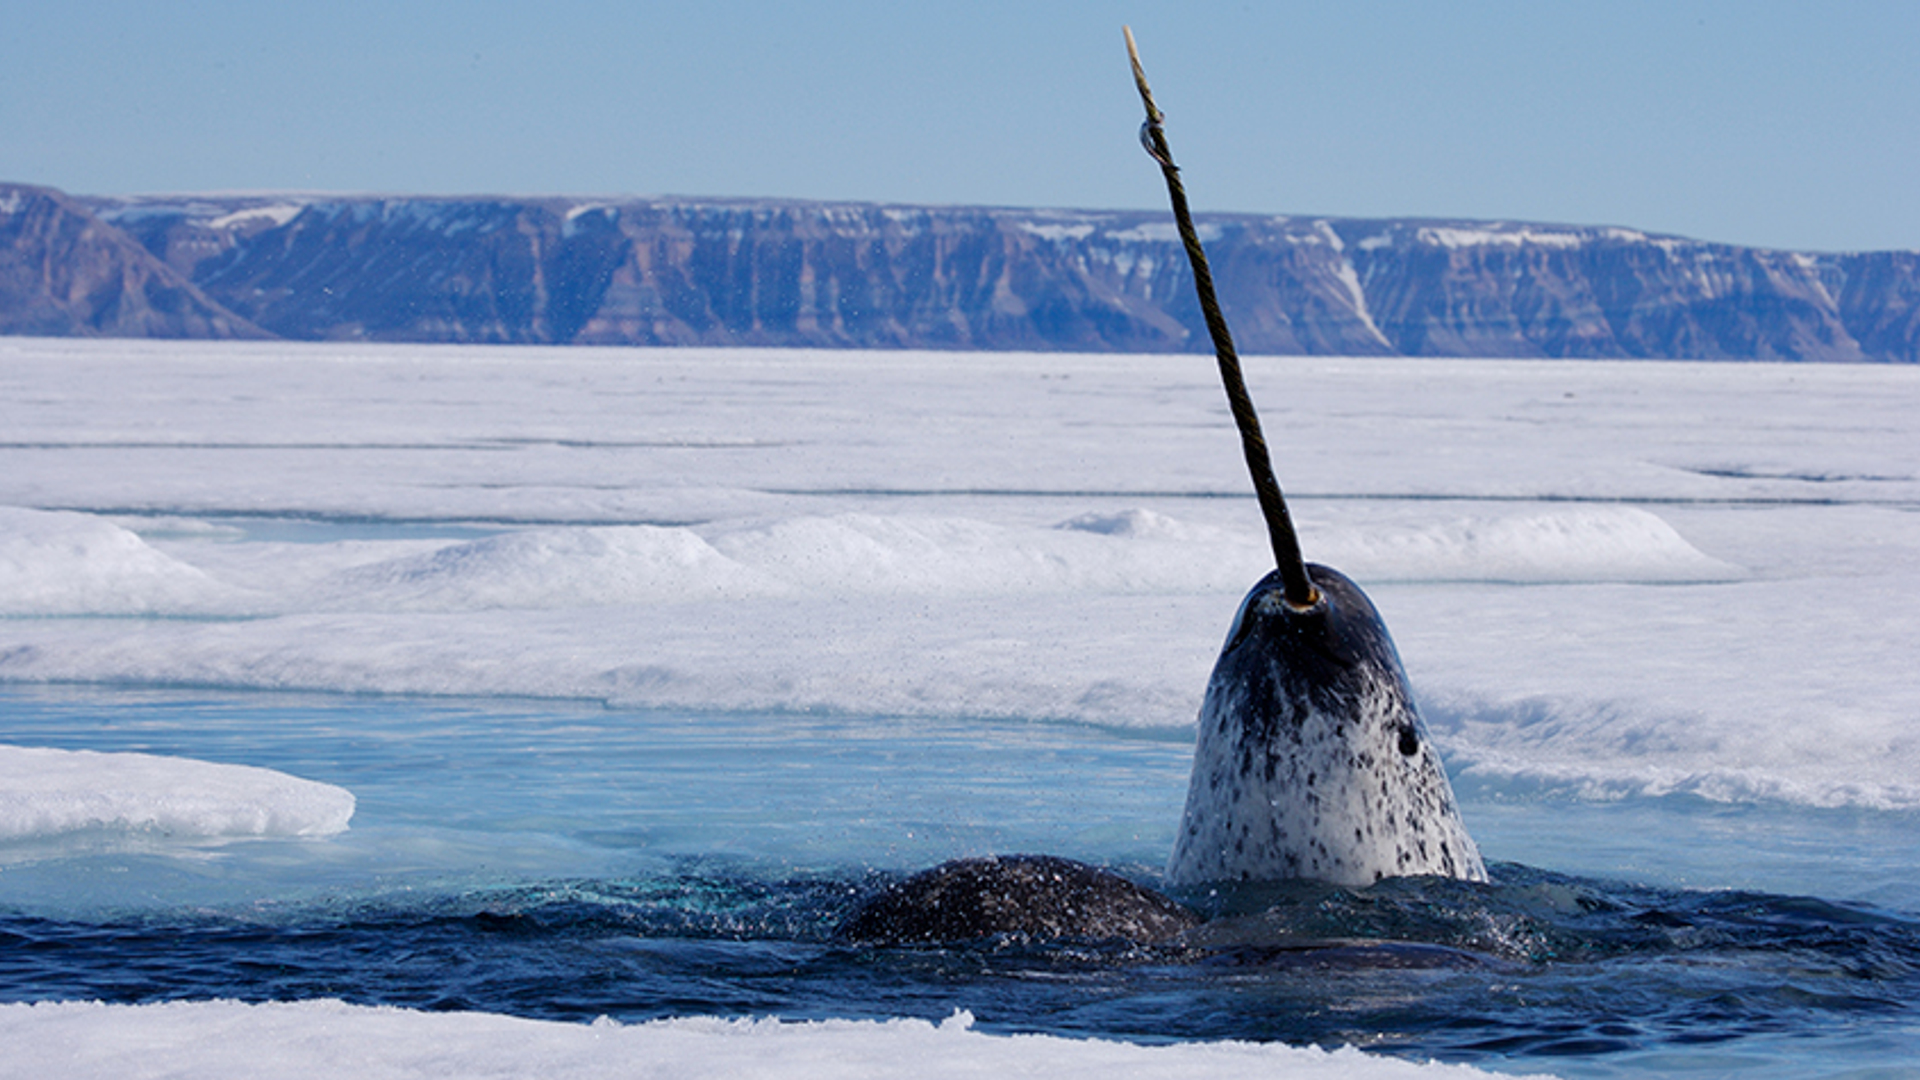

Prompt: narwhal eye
[1398,727,1420,757]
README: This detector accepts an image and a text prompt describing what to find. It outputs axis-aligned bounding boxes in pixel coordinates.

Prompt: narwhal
[836,29,1483,947]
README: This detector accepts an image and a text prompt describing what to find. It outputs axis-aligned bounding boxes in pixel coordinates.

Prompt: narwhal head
[1166,563,1486,888]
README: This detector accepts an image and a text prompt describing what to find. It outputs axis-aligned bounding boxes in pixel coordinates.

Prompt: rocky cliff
[3,181,1916,360]
[0,185,267,339]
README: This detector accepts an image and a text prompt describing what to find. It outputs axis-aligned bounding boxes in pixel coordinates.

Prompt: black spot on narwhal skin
[1167,564,1486,888]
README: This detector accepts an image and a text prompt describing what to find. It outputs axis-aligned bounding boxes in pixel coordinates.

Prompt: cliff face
[4,182,1916,360]
[101,197,1223,351]
[1825,250,1920,364]
[1333,222,1867,361]
[0,185,267,339]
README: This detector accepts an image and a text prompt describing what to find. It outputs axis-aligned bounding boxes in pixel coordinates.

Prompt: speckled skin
[835,854,1201,945]
[1167,564,1487,888]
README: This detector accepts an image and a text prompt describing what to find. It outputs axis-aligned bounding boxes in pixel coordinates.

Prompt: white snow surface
[0,744,353,840]
[2,339,1913,811]
[0,1000,1543,1080]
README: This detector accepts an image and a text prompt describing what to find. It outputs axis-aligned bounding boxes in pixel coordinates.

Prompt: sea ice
[0,340,1914,808]
[0,744,353,840]
[0,1000,1548,1080]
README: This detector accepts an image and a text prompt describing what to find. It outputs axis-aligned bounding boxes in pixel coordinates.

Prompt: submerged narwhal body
[1167,565,1485,887]
[840,560,1486,946]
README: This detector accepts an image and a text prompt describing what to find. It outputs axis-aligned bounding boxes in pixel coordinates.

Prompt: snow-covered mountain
[4,182,1917,360]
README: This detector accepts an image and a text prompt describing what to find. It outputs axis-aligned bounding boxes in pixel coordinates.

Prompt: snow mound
[313,526,784,610]
[0,745,354,840]
[2,503,1729,620]
[707,514,1035,595]
[1319,507,1741,583]
[700,507,1733,599]
[0,507,251,616]
[705,512,1260,596]
[0,1000,1552,1080]
[1056,507,1231,543]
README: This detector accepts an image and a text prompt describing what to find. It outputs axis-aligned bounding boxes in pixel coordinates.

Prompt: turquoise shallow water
[1,685,1918,1080]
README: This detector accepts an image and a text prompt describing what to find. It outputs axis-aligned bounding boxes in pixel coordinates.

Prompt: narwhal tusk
[1123,26,1319,610]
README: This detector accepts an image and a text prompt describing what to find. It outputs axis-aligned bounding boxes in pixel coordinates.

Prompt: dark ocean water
[2,687,1918,1079]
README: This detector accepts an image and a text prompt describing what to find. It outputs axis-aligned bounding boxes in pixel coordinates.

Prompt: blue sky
[5,1,1917,252]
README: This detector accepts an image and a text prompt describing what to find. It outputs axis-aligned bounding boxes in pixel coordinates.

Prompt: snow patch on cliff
[1020,222,1097,242]
[203,204,306,232]
[1418,227,1586,249]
